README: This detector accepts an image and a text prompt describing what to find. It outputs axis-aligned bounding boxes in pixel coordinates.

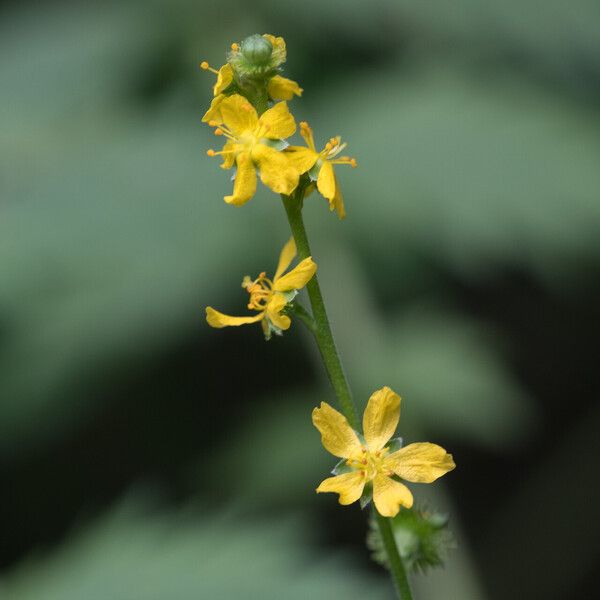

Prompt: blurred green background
[2,0,600,598]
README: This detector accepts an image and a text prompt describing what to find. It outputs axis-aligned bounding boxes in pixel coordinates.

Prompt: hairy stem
[281,189,413,599]
[375,512,414,600]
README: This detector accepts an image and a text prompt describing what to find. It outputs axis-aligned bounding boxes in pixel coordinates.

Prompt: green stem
[375,512,414,600]
[281,189,413,600]
[281,190,358,430]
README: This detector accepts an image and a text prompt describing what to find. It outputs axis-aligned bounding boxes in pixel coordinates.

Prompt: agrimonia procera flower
[286,121,357,219]
[312,387,455,517]
[205,238,316,339]
[201,34,456,587]
[206,94,299,205]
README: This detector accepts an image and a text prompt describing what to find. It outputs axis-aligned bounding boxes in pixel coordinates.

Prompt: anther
[200,61,219,75]
[350,158,357,168]
[208,120,219,127]
[231,42,239,51]
[214,128,224,136]
[207,149,216,156]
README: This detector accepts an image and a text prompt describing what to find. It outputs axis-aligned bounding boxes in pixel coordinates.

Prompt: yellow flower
[206,238,317,339]
[206,94,301,205]
[200,62,235,123]
[286,122,357,219]
[268,75,303,101]
[312,387,455,517]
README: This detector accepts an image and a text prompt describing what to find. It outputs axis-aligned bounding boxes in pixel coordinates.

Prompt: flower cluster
[200,33,356,217]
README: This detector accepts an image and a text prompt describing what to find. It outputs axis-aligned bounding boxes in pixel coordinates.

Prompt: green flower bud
[228,33,286,82]
[240,34,273,67]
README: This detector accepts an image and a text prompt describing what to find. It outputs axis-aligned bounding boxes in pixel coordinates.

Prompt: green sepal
[359,482,373,510]
[367,505,455,574]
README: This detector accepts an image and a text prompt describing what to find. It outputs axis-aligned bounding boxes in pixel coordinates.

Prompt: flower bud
[240,34,273,67]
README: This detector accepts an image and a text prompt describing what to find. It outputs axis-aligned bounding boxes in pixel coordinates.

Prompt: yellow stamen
[231,42,239,52]
[200,61,219,75]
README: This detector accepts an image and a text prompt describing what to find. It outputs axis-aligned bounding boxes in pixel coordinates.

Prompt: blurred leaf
[0,496,390,599]
[306,66,600,284]
[310,248,534,448]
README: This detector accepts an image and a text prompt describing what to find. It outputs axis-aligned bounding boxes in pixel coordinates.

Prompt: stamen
[207,148,236,157]
[230,42,239,52]
[214,128,224,136]
[200,61,219,75]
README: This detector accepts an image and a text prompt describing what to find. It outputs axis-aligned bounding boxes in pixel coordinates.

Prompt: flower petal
[267,75,303,100]
[312,402,362,459]
[265,293,291,330]
[316,471,365,506]
[206,307,264,328]
[274,237,297,282]
[202,94,225,124]
[363,386,401,452]
[285,146,319,174]
[262,34,286,65]
[252,144,299,195]
[273,257,317,292]
[224,152,256,206]
[330,173,346,219]
[316,160,335,200]
[299,122,316,150]
[373,474,413,517]
[259,101,296,139]
[262,34,286,53]
[214,64,234,95]
[219,141,237,170]
[220,94,258,135]
[385,443,456,483]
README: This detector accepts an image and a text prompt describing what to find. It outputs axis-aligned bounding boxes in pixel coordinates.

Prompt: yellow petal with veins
[220,94,258,136]
[202,94,225,124]
[214,64,234,95]
[373,474,413,517]
[258,101,296,139]
[384,443,455,483]
[316,160,335,200]
[206,307,264,328]
[224,151,256,206]
[265,293,291,330]
[273,257,316,292]
[363,386,401,452]
[268,75,303,100]
[312,402,362,459]
[274,237,297,281]
[285,146,319,174]
[252,144,299,195]
[316,471,366,505]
